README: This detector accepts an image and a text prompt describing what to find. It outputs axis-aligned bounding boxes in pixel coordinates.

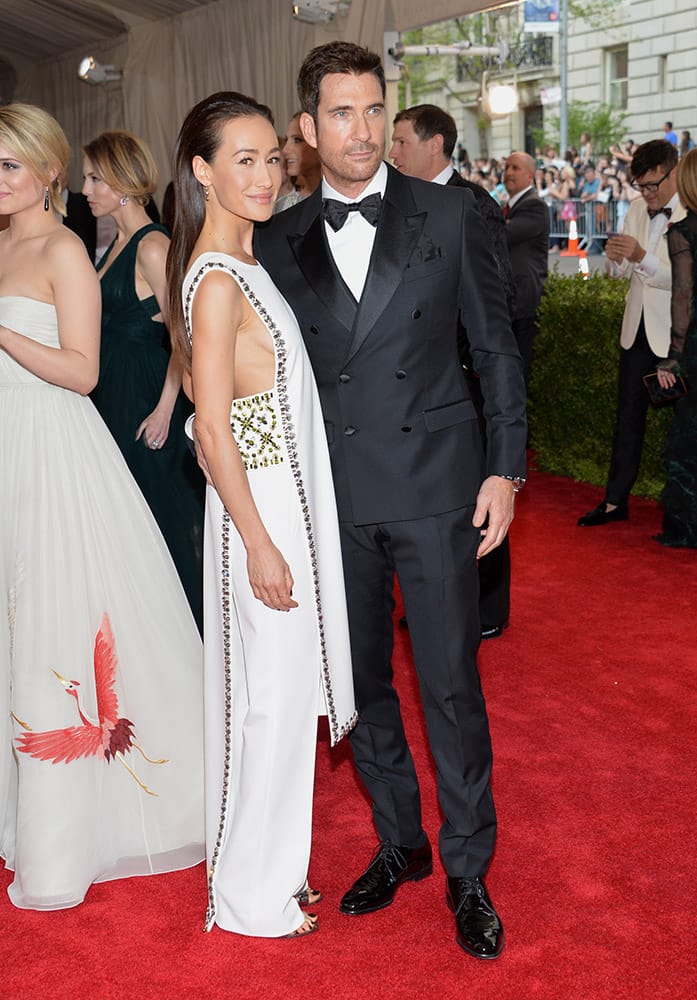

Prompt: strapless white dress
[183,254,355,937]
[0,296,205,910]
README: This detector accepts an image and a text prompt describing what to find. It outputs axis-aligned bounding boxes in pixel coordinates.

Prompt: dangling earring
[203,185,210,202]
[119,195,129,206]
[44,187,50,212]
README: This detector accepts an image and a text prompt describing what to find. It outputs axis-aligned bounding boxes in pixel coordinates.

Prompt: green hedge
[529,270,672,500]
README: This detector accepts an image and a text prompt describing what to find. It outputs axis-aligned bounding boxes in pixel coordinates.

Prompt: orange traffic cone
[561,219,579,257]
[577,250,589,279]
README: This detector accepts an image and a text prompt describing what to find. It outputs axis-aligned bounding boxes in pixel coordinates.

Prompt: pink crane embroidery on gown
[14,613,168,795]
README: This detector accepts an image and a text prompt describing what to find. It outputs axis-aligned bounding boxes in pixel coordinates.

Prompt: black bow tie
[322,193,382,231]
[647,206,672,220]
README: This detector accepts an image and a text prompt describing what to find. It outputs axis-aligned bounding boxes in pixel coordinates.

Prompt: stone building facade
[404,1,697,160]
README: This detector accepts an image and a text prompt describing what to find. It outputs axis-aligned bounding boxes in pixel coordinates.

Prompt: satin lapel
[345,172,426,364]
[287,192,356,334]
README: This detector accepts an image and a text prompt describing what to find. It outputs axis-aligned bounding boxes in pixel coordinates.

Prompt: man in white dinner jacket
[578,139,685,527]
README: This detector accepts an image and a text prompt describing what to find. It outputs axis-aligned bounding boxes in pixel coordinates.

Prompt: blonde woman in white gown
[167,92,355,939]
[0,104,204,910]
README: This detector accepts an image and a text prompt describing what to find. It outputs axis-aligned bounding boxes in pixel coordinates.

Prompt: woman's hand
[656,363,677,389]
[136,402,173,450]
[246,540,298,611]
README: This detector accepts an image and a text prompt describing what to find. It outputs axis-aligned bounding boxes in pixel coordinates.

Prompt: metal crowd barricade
[547,197,620,249]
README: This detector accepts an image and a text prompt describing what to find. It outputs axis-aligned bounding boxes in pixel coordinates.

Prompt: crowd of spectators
[450,130,692,252]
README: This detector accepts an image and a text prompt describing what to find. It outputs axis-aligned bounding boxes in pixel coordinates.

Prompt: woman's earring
[203,185,210,202]
[119,195,129,206]
[44,187,50,211]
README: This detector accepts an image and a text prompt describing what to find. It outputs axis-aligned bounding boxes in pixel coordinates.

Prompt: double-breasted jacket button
[339,373,351,383]
[411,309,421,320]
[309,324,320,335]
[344,426,357,436]
[395,370,407,380]
[401,425,412,433]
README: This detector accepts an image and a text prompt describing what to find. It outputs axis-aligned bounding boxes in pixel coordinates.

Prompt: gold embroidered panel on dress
[230,391,283,471]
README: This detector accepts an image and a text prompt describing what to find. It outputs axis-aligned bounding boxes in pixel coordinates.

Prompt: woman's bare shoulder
[137,226,169,261]
[45,224,93,265]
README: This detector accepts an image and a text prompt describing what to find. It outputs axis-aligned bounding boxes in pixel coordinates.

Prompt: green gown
[92,223,204,626]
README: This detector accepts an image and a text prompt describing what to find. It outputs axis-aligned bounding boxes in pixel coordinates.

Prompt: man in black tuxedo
[390,104,514,312]
[502,152,550,383]
[61,175,97,262]
[256,42,527,960]
[389,103,514,640]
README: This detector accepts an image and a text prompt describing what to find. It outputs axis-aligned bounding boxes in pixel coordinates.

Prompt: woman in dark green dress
[83,131,204,625]
[656,148,697,549]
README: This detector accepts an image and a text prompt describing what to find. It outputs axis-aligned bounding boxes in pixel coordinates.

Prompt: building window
[658,53,667,92]
[606,46,628,109]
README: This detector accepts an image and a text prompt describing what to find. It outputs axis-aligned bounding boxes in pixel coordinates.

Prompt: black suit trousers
[606,316,660,505]
[340,507,497,877]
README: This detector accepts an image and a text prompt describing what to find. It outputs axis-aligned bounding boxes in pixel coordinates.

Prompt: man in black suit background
[389,103,514,640]
[502,151,550,383]
[390,104,514,311]
[59,171,97,262]
[256,42,527,960]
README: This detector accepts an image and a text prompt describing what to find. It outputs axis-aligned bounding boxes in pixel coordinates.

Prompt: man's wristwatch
[497,475,526,493]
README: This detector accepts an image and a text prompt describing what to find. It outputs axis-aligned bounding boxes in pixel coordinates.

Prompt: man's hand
[473,476,516,559]
[606,234,644,264]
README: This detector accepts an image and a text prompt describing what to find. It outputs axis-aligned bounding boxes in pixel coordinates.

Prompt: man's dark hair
[297,41,385,119]
[630,139,678,180]
[664,121,673,129]
[393,104,458,159]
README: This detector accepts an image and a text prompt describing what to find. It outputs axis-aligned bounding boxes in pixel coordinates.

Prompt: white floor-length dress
[183,254,355,937]
[0,296,205,910]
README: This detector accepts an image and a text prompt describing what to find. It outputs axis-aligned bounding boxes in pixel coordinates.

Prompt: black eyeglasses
[631,168,672,193]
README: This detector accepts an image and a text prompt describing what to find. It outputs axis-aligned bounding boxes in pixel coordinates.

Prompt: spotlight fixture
[487,84,518,116]
[78,56,122,85]
[291,1,350,24]
[480,71,518,119]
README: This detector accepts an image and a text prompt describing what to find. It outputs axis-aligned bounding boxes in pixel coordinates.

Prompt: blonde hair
[0,103,70,216]
[676,148,697,214]
[82,130,158,205]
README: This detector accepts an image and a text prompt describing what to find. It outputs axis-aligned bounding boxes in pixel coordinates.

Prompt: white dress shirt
[322,161,388,302]
[633,193,680,278]
[506,185,534,212]
[432,164,454,186]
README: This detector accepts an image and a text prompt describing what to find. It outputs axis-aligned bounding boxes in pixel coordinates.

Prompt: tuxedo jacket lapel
[287,190,357,334]
[346,169,426,364]
[508,187,535,216]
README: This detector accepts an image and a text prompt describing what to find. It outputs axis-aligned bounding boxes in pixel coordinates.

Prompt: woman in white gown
[166,92,355,938]
[0,104,204,910]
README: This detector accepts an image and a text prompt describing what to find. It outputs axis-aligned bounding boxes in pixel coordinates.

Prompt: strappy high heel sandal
[294,885,323,907]
[285,913,319,939]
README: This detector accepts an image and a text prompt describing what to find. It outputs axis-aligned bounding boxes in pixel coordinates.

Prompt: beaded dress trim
[183,259,351,932]
[230,391,283,471]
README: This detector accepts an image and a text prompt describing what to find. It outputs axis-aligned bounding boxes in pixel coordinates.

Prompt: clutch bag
[642,371,688,405]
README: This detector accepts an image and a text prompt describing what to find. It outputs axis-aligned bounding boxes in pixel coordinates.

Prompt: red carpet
[3,469,696,999]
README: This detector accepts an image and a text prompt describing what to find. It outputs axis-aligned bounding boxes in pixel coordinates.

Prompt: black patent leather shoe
[339,840,433,915]
[577,501,628,526]
[446,876,504,960]
[481,620,509,640]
